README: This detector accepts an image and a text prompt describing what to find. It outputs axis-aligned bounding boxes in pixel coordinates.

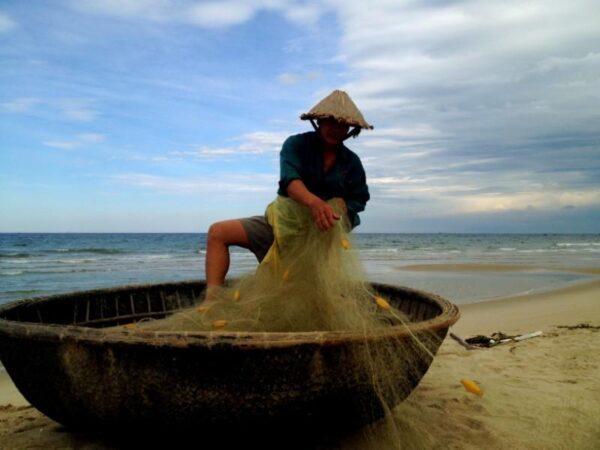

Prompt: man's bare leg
[204,219,251,300]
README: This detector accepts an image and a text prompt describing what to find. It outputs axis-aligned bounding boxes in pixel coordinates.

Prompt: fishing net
[132,195,408,333]
[106,195,446,448]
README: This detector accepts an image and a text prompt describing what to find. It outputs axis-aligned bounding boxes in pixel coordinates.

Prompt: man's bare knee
[207,220,250,248]
[207,222,226,244]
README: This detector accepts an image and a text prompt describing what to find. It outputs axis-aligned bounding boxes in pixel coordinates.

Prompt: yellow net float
[374,296,390,310]
[460,379,483,396]
[212,319,228,329]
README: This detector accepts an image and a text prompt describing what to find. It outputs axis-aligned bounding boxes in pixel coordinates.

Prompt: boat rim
[0,280,460,348]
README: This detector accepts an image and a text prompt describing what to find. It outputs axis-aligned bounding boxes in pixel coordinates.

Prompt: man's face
[317,118,350,146]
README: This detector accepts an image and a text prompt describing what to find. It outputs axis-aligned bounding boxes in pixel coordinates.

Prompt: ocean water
[0,233,599,306]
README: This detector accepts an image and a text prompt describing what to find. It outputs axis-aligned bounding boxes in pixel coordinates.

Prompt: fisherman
[204,90,372,296]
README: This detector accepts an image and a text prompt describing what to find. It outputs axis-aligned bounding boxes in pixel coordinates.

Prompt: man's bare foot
[203,284,224,303]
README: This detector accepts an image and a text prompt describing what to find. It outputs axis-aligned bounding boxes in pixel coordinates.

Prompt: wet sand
[1,276,599,449]
[397,262,600,277]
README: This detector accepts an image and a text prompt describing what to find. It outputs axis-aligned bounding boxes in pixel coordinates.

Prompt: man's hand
[286,180,345,231]
[309,198,340,231]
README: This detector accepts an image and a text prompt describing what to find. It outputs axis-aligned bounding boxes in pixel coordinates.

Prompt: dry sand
[387,277,600,449]
[1,271,599,449]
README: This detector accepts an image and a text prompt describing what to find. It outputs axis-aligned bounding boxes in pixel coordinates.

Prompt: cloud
[237,131,290,153]
[77,133,105,143]
[283,3,322,25]
[68,0,173,21]
[333,0,600,138]
[2,97,100,123]
[455,189,600,214]
[1,97,41,113]
[365,163,600,214]
[0,11,17,32]
[58,99,98,122]
[313,0,600,220]
[42,140,81,150]
[112,131,290,164]
[167,130,290,160]
[70,0,326,28]
[187,2,256,28]
[109,171,276,194]
[277,71,321,85]
[369,125,443,140]
[43,133,106,149]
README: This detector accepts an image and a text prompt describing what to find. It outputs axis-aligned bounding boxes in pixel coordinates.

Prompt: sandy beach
[1,268,599,449]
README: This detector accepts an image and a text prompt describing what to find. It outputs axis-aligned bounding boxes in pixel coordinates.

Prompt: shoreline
[454,277,600,334]
[394,262,600,305]
[455,275,600,308]
[396,262,600,276]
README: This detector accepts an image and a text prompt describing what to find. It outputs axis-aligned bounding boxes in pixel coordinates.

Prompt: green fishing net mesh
[106,195,444,448]
[133,195,408,333]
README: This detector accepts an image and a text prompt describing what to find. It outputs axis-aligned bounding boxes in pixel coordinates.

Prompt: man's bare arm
[287,179,345,231]
[286,179,320,207]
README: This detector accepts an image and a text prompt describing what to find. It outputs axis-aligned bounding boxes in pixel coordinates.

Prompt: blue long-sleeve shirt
[277,131,370,229]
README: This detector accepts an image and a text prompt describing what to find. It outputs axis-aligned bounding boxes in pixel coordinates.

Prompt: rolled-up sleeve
[278,136,303,195]
[344,158,370,229]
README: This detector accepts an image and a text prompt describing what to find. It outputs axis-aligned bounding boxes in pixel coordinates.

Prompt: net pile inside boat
[135,195,409,333]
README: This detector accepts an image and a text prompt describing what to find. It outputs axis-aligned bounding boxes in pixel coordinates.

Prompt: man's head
[316,117,351,146]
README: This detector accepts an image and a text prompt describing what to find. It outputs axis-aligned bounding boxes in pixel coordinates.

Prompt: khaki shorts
[239,211,274,263]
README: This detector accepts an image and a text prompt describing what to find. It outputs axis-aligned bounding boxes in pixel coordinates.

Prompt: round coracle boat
[0,280,459,438]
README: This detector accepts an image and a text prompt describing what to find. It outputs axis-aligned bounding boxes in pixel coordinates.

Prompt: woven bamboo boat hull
[0,281,459,436]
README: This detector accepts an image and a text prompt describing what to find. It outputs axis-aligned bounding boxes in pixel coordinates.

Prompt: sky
[1,0,599,233]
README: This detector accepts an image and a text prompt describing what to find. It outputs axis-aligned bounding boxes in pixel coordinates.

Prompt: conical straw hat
[300,90,373,129]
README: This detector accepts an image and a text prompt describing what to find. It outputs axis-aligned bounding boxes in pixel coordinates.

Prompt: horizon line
[1,231,598,235]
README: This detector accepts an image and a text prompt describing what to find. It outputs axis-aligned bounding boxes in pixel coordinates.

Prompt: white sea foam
[2,259,29,264]
[1,270,23,276]
[56,258,96,264]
